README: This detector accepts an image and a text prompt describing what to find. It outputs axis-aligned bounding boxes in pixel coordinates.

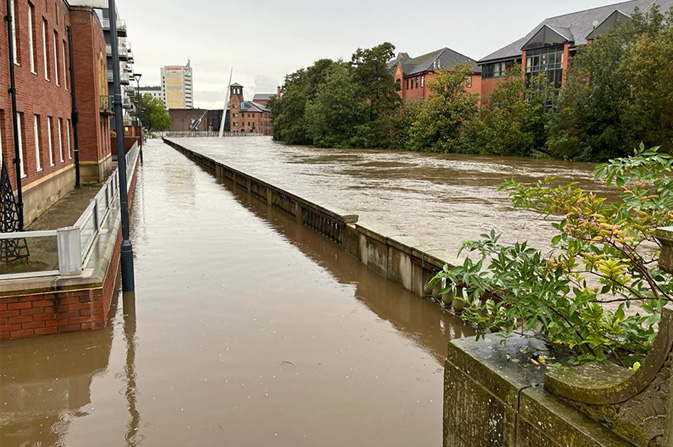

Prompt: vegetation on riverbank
[269,7,672,162]
[429,146,673,365]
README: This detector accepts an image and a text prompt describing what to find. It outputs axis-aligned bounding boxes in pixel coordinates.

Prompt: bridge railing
[0,142,140,280]
[163,131,263,138]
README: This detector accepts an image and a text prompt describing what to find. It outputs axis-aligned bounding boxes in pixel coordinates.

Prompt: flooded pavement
[174,137,612,254]
[0,140,470,447]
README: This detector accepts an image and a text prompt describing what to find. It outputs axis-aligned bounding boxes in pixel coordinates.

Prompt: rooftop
[390,47,480,75]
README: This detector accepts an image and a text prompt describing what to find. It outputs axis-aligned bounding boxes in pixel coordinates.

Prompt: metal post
[4,0,24,230]
[67,26,81,188]
[108,0,135,291]
[134,73,143,163]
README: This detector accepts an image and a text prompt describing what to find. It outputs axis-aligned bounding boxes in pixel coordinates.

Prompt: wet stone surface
[0,140,471,447]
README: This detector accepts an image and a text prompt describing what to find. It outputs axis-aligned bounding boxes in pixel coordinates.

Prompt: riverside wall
[164,138,459,300]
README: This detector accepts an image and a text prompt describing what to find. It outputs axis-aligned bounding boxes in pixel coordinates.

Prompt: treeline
[269,7,673,161]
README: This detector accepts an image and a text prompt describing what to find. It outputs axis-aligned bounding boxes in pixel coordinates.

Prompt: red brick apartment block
[0,0,112,225]
[391,48,482,103]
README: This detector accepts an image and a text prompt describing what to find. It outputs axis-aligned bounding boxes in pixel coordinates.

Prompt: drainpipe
[67,26,81,187]
[4,0,24,230]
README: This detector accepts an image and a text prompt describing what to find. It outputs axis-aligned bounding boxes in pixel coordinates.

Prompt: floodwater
[0,140,471,447]
[174,137,612,255]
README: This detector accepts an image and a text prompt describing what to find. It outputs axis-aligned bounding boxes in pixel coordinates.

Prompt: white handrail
[0,142,140,280]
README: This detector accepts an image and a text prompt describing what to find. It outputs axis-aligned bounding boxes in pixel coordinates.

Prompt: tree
[135,94,171,133]
[305,63,367,148]
[463,69,552,157]
[409,64,478,152]
[350,42,401,148]
[547,6,672,160]
[429,145,673,365]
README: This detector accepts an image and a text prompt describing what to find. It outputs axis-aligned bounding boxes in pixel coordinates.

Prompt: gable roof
[479,0,673,63]
[393,47,480,75]
[252,93,276,101]
[240,101,270,113]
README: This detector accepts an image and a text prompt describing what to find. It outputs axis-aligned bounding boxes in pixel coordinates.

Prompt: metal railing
[0,143,140,280]
[163,131,264,138]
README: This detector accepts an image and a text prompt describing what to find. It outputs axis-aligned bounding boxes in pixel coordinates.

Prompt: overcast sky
[117,0,621,108]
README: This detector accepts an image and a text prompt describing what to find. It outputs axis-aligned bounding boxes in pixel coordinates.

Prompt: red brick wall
[0,156,139,341]
[0,0,74,193]
[70,8,110,165]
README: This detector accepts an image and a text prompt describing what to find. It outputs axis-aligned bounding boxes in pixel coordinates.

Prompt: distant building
[168,109,223,133]
[161,61,193,109]
[478,0,673,99]
[139,86,163,106]
[390,48,481,102]
[251,90,280,107]
[229,83,272,135]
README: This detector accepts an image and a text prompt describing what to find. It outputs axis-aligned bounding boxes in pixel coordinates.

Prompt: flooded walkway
[173,137,611,254]
[0,140,470,447]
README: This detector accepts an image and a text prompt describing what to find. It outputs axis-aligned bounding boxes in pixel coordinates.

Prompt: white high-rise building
[161,60,193,109]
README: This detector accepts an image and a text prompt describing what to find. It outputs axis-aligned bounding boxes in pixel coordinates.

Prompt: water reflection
[0,298,116,447]
[122,292,140,447]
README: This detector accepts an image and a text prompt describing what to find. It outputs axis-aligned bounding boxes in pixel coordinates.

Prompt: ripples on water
[176,136,609,255]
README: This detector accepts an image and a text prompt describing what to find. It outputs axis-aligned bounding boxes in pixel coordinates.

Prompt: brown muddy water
[0,140,471,447]
[174,136,612,255]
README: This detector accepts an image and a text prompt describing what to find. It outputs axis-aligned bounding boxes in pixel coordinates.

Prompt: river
[0,140,470,447]
[173,136,611,255]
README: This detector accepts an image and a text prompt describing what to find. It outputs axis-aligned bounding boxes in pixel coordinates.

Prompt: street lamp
[133,72,142,125]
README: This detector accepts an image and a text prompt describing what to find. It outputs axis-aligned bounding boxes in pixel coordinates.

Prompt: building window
[9,0,19,65]
[34,115,42,172]
[421,76,424,88]
[47,117,54,166]
[66,119,72,159]
[17,114,25,178]
[42,19,50,81]
[57,118,63,162]
[28,3,36,73]
[53,31,59,86]
[525,45,564,89]
[415,78,419,89]
[466,76,473,88]
[482,61,512,79]
[62,41,68,90]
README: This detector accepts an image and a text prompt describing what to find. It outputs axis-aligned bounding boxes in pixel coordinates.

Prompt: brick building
[390,48,481,102]
[229,83,272,135]
[478,0,673,100]
[0,0,113,226]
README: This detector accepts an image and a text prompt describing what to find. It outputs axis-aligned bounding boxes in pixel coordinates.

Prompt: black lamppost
[108,0,135,292]
[133,72,142,125]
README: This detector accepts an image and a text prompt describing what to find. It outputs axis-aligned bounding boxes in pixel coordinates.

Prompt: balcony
[107,70,131,85]
[105,43,129,60]
[100,18,127,37]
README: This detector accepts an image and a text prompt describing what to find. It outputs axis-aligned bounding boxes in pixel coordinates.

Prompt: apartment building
[390,48,481,102]
[478,0,673,99]
[161,61,193,109]
[0,0,114,225]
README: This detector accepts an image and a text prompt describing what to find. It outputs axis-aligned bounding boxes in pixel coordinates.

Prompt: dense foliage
[270,7,672,161]
[429,146,673,365]
[134,94,171,133]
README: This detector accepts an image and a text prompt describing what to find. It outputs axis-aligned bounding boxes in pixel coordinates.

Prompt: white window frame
[9,0,19,65]
[62,40,68,90]
[66,119,72,159]
[28,4,36,73]
[34,116,42,172]
[47,117,54,166]
[42,19,49,81]
[53,31,59,86]
[57,118,63,162]
[17,114,25,178]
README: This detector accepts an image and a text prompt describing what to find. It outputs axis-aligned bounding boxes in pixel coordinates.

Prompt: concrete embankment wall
[164,138,458,299]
